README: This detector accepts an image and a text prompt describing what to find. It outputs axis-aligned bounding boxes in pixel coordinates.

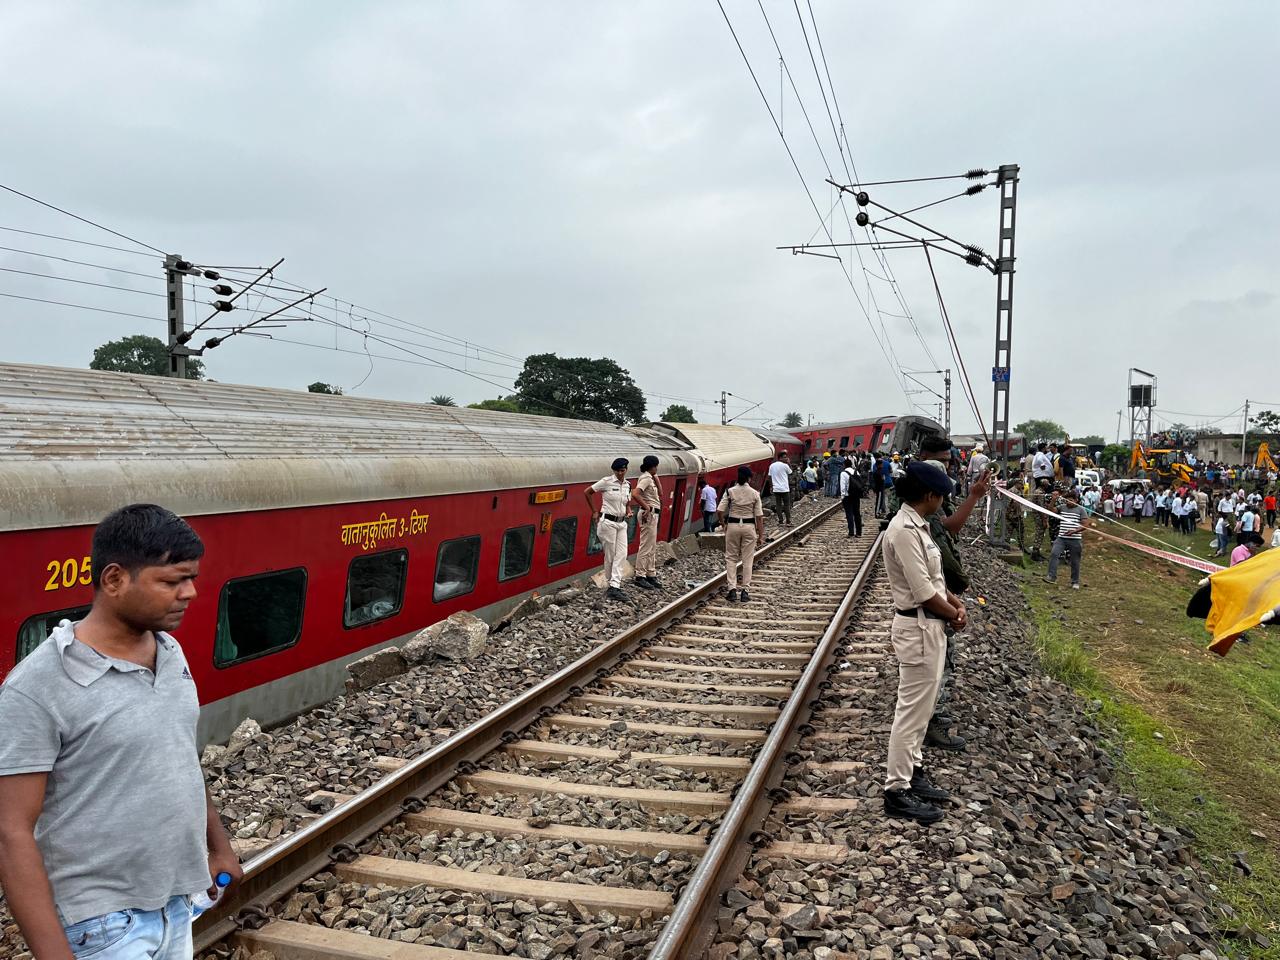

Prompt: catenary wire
[0,265,163,298]
[0,245,161,281]
[0,183,165,255]
[0,224,160,258]
[0,290,162,322]
[922,244,989,443]
[717,0,912,404]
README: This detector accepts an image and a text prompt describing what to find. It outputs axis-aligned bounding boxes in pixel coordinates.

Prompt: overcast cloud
[1,1,1276,438]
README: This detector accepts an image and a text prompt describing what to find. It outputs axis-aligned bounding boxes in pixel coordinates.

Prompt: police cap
[905,460,952,496]
[611,457,629,470]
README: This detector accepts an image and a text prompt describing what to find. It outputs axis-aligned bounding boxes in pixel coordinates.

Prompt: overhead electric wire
[922,244,988,443]
[718,0,911,403]
[789,0,941,373]
[0,183,165,255]
[0,265,163,299]
[0,245,160,281]
[0,290,161,322]
[0,224,159,258]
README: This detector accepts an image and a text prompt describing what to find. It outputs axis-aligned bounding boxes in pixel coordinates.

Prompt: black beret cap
[611,457,629,470]
[641,454,660,470]
[906,460,953,495]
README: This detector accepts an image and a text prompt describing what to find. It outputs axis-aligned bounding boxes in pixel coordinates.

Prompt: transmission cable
[0,184,165,255]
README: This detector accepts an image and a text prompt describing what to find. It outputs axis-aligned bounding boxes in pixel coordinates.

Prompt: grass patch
[1018,528,1280,956]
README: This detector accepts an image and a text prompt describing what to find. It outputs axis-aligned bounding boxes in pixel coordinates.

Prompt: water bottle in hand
[190,872,233,918]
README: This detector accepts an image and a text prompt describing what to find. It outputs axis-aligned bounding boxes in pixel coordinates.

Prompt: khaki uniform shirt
[882,503,946,610]
[719,483,764,520]
[591,476,631,518]
[636,473,662,510]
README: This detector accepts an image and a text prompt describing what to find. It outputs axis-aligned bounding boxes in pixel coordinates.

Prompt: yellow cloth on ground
[1204,548,1280,655]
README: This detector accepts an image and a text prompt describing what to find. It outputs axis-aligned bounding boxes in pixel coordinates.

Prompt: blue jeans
[62,896,192,960]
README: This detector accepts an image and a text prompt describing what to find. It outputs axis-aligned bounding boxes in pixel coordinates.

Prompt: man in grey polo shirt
[0,504,241,959]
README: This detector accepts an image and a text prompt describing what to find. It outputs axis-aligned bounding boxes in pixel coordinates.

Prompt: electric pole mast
[943,368,951,434]
[1241,399,1250,466]
[164,254,192,379]
[720,391,728,426]
[990,164,1019,545]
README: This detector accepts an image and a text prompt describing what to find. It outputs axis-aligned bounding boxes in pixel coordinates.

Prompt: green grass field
[1017,518,1280,956]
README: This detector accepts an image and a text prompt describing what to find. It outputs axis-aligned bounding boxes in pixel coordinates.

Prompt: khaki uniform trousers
[635,511,659,577]
[885,613,948,791]
[597,518,629,588]
[724,522,758,589]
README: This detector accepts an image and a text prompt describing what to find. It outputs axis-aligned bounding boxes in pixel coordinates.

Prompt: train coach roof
[646,422,776,473]
[0,363,709,530]
[791,416,900,433]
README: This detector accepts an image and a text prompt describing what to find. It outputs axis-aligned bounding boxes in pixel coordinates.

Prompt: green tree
[429,395,457,406]
[307,381,343,394]
[1100,443,1132,472]
[1014,418,1066,442]
[659,403,696,423]
[1073,434,1105,447]
[514,353,646,425]
[90,334,204,379]
[781,412,804,429]
[1250,409,1280,444]
[467,397,523,413]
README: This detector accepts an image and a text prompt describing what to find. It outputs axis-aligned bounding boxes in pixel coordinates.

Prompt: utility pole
[989,164,1019,545]
[720,391,728,426]
[164,254,193,378]
[1241,399,1250,466]
[943,368,951,434]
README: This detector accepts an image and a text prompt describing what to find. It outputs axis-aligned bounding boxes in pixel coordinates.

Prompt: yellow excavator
[1257,441,1278,473]
[1130,441,1194,484]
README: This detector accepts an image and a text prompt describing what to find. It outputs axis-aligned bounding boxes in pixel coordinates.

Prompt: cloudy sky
[2,1,1276,438]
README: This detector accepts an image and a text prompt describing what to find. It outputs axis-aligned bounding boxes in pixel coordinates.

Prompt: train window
[215,568,307,668]
[826,439,835,449]
[344,549,408,628]
[434,536,481,602]
[15,604,92,664]
[586,519,603,555]
[499,525,535,581]
[548,517,578,566]
[839,436,849,448]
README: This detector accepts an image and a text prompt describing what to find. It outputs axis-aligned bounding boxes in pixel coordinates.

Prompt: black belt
[726,517,753,524]
[602,513,626,522]
[896,607,948,620]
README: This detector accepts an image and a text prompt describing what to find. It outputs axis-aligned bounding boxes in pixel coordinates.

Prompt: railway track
[198,504,889,960]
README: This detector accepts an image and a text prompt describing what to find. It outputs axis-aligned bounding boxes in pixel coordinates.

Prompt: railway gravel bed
[185,508,871,960]
[709,534,1233,960]
[198,495,829,851]
[0,499,827,959]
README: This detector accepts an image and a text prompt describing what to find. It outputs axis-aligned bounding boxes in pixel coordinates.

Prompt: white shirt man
[1032,448,1053,480]
[767,458,792,493]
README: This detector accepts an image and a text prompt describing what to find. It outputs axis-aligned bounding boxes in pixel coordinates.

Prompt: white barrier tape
[993,483,1224,575]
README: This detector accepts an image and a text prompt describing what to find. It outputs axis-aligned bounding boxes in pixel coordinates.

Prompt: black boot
[726,589,740,602]
[644,576,662,589]
[884,787,944,825]
[606,586,627,601]
[924,719,966,751]
[911,766,950,803]
[738,588,751,602]
[634,577,657,590]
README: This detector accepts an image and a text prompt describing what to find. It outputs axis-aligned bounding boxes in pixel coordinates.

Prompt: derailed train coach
[0,363,792,744]
[787,414,944,459]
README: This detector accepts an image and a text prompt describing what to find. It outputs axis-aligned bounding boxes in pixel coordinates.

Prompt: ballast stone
[403,611,490,664]
[345,646,409,691]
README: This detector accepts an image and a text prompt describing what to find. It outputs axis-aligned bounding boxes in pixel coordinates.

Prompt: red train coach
[788,414,943,458]
[0,363,781,745]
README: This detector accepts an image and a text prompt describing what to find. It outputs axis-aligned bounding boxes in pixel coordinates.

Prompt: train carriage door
[668,478,687,540]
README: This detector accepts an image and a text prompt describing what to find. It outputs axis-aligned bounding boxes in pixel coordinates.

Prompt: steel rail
[648,529,884,959]
[194,501,842,951]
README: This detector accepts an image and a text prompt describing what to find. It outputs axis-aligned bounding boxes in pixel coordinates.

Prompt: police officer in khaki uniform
[632,454,663,590]
[717,465,764,602]
[882,460,967,824]
[584,458,631,601]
